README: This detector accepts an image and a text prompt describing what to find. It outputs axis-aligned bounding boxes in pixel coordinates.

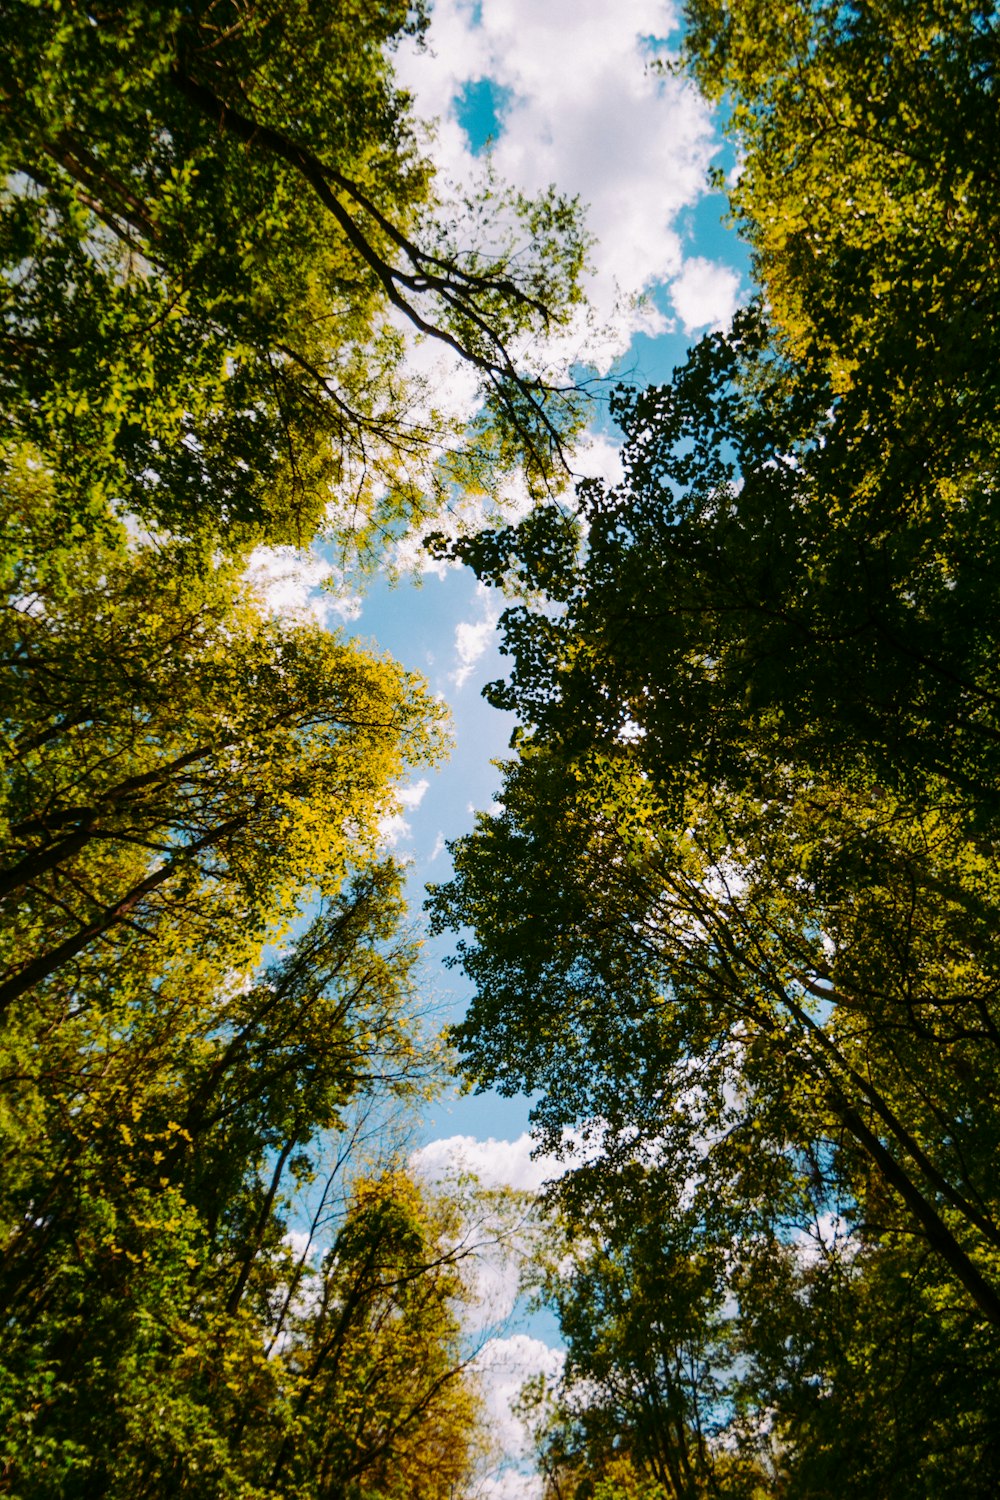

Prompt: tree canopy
[1,463,446,1020]
[0,475,487,1493]
[2,5,565,1488]
[1,0,589,558]
[6,0,1000,1492]
[430,0,1000,1490]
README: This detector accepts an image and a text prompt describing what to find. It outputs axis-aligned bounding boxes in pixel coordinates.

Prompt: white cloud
[411,1131,566,1195]
[390,452,539,576]
[669,255,742,333]
[453,615,497,687]
[377,779,429,849]
[451,583,502,688]
[479,1474,545,1500]
[412,1135,568,1331]
[379,2,733,574]
[473,1334,565,1485]
[793,1211,857,1267]
[385,1,715,570]
[282,1228,315,1261]
[376,810,412,848]
[244,545,361,626]
[414,1134,562,1322]
[466,1235,526,1332]
[397,0,722,364]
[390,512,455,579]
[571,429,625,488]
[397,778,430,811]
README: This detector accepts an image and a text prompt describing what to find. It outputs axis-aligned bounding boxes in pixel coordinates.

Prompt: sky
[252,3,746,1491]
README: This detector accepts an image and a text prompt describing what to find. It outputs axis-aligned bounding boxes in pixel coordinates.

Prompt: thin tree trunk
[828,1085,1000,1327]
[0,816,244,1016]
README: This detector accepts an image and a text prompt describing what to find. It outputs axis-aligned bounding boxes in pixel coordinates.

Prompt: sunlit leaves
[0,0,590,561]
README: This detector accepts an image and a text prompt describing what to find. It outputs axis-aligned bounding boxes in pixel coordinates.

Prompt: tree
[521,1139,1000,1499]
[519,1168,769,1500]
[729,1203,1000,1498]
[271,1170,487,1500]
[0,456,484,1492]
[0,0,589,558]
[431,742,1000,1486]
[680,0,1000,562]
[429,0,1000,1321]
[0,4,556,1489]
[0,845,486,1497]
[431,715,1000,1309]
[429,0,1000,1477]
[0,463,446,1022]
[445,305,1000,829]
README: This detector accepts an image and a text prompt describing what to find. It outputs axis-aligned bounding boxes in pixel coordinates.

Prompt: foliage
[273,1170,487,1500]
[0,1,596,1490]
[0,460,482,1492]
[517,1169,770,1500]
[0,461,446,1022]
[681,0,1000,557]
[0,1138,487,1497]
[0,0,590,559]
[7,0,1000,1489]
[430,1,1000,1492]
[0,809,486,1496]
[520,1151,1000,1499]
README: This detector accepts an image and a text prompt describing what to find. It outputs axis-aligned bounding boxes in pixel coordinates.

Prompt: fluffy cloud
[377,777,430,849]
[411,1131,568,1195]
[473,1334,565,1495]
[397,778,430,811]
[380,2,736,576]
[450,583,503,688]
[479,1474,545,1500]
[794,1211,857,1267]
[244,546,361,626]
[411,1132,574,1330]
[571,428,625,488]
[670,254,742,332]
[397,0,722,362]
[390,451,539,576]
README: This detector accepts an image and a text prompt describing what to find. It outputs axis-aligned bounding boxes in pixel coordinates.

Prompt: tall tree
[520,1166,769,1500]
[0,460,478,1493]
[681,0,1000,553]
[0,463,445,1021]
[0,841,486,1496]
[430,2,1000,1480]
[0,4,550,1490]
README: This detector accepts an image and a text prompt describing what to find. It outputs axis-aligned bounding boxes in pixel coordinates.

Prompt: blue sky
[249,4,747,1489]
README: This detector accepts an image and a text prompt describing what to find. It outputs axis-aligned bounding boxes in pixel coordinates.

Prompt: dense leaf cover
[431,1,1000,1493]
[0,499,490,1493]
[0,5,578,1493]
[6,0,1000,1493]
[0,0,588,559]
